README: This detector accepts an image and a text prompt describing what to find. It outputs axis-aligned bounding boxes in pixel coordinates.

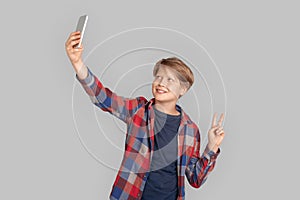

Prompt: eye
[168,77,175,82]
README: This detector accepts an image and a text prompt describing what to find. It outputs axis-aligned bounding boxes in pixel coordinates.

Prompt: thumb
[74,45,84,52]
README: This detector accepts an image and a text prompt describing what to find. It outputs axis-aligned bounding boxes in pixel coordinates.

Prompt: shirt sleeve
[185,128,221,188]
[75,66,147,124]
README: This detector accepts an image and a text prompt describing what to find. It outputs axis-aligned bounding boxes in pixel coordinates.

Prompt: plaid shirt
[76,67,221,200]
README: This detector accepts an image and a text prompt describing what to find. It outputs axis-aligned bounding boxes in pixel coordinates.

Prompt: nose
[157,77,168,87]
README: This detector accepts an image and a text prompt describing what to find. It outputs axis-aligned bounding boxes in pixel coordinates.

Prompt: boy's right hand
[65,31,84,71]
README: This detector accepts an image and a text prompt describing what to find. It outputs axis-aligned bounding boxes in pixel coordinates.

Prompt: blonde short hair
[153,57,194,91]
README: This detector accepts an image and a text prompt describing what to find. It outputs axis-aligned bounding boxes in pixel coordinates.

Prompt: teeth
[157,89,166,93]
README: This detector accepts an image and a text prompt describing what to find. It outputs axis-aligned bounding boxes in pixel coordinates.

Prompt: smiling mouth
[156,88,168,94]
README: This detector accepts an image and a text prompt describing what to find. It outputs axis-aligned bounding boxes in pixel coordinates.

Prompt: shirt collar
[147,97,191,125]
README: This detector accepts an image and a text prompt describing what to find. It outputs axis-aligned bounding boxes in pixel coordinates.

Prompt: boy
[65,31,225,200]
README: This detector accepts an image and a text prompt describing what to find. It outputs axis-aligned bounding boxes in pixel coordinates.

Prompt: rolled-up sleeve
[185,128,221,188]
[75,66,147,124]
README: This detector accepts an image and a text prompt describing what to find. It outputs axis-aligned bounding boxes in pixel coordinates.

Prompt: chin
[153,94,176,103]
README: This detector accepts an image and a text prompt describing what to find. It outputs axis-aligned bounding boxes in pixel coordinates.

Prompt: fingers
[215,127,224,135]
[71,39,81,48]
[211,125,223,133]
[67,37,81,48]
[212,112,217,128]
[217,113,225,127]
[211,112,225,128]
[210,121,225,136]
[65,31,81,49]
[71,45,84,52]
[208,125,225,148]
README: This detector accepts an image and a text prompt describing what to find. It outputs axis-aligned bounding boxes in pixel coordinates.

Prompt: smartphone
[75,15,88,48]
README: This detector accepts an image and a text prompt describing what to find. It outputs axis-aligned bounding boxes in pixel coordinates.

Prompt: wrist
[74,61,88,80]
[72,59,84,72]
[207,143,219,153]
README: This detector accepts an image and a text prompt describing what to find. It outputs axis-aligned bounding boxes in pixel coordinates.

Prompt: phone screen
[75,15,88,48]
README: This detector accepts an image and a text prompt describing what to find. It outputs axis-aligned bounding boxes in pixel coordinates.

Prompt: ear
[179,86,188,96]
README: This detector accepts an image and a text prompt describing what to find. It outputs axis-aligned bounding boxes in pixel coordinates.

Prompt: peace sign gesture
[207,112,226,153]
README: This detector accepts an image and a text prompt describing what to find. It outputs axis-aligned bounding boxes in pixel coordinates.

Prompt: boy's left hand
[207,112,226,153]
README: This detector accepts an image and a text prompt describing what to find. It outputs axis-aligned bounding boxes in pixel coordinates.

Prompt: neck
[153,100,180,115]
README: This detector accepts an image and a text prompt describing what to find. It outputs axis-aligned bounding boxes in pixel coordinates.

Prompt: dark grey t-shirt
[141,105,181,200]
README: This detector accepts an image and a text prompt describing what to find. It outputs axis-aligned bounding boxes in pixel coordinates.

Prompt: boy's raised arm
[65,31,147,123]
[75,65,147,123]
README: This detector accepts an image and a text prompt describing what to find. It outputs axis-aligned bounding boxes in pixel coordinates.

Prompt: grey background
[1,0,299,199]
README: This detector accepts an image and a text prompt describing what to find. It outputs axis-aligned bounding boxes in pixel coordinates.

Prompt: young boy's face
[152,65,187,104]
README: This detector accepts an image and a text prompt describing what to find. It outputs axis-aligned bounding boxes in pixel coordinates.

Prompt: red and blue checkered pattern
[76,67,221,200]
